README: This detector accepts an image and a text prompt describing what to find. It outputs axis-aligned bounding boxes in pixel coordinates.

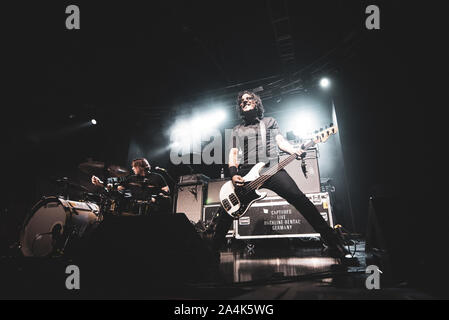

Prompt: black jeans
[211,167,334,251]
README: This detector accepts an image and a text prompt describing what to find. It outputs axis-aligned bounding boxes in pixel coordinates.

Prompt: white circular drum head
[20,200,67,257]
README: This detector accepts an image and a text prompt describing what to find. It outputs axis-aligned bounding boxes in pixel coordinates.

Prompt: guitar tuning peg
[320,128,323,131]
[330,123,333,127]
[314,130,318,134]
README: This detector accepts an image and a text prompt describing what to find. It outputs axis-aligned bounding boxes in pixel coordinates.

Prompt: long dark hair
[236,90,265,121]
[132,158,150,171]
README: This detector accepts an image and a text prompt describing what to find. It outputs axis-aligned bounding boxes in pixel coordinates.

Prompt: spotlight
[320,78,330,89]
[170,108,227,154]
[171,120,194,150]
[202,109,227,128]
[91,119,97,125]
[213,109,227,122]
[290,112,317,139]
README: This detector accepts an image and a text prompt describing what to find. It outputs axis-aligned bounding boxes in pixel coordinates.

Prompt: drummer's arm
[162,185,170,194]
[152,185,171,203]
[153,185,171,204]
[159,185,171,199]
[91,175,104,187]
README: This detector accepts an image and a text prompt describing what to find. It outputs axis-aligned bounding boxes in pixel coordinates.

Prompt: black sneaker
[320,228,352,258]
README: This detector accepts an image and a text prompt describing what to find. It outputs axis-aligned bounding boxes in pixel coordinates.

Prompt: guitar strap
[259,119,266,157]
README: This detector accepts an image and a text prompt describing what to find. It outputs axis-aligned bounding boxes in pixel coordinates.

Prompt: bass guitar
[219,125,338,219]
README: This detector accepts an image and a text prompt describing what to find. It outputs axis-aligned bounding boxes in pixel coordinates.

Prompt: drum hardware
[115,194,156,216]
[81,192,103,204]
[19,162,170,258]
[106,176,127,186]
[133,199,155,216]
[55,177,90,200]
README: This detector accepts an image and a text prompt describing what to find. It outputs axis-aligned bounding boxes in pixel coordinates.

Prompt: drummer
[91,158,171,214]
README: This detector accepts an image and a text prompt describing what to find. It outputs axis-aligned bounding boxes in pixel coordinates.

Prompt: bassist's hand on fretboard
[294,148,307,159]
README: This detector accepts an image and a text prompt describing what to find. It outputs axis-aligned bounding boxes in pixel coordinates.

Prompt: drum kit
[19,160,158,258]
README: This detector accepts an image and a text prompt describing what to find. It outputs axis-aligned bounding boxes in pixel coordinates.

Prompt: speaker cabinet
[281,149,320,194]
[175,183,206,223]
[206,179,229,204]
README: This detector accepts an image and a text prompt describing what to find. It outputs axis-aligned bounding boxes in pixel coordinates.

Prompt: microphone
[155,166,176,185]
[301,158,308,179]
[189,186,198,200]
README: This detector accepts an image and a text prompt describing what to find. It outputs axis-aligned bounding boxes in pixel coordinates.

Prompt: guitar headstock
[312,124,338,144]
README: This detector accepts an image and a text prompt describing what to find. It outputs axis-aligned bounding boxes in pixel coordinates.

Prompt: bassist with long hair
[211,90,349,260]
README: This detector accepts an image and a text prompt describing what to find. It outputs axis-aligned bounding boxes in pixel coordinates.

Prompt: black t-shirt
[231,117,281,167]
[120,172,168,200]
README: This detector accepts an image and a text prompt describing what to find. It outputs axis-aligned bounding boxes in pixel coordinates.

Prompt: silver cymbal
[78,161,106,175]
[107,165,129,177]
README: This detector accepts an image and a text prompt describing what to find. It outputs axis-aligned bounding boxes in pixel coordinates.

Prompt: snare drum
[20,197,100,257]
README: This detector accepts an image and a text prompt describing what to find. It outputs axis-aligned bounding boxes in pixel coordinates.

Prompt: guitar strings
[242,132,327,193]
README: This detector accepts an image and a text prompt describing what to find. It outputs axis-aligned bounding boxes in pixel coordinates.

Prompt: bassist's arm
[229,148,244,186]
[229,148,239,169]
[275,134,302,155]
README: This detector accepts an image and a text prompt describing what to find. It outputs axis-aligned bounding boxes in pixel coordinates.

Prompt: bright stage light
[320,78,330,89]
[213,109,227,122]
[170,108,227,154]
[290,112,318,139]
[170,120,197,152]
[91,119,97,125]
[173,109,227,136]
[201,109,227,128]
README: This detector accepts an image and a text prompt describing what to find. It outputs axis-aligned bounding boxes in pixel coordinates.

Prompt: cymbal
[128,182,153,188]
[78,161,105,175]
[128,182,158,189]
[107,165,129,177]
[78,161,129,178]
[128,182,142,188]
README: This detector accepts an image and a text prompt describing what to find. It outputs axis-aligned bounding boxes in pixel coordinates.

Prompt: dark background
[1,1,447,293]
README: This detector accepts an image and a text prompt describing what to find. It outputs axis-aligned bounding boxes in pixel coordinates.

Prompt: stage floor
[218,241,350,285]
[0,239,437,299]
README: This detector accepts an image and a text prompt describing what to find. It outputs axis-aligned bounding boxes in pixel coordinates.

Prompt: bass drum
[20,197,100,257]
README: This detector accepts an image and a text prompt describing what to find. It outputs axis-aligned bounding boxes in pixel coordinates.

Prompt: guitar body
[219,162,267,219]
